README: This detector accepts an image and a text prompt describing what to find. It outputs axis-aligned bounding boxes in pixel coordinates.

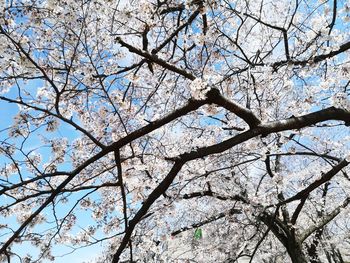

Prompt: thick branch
[280,159,349,205]
[207,88,261,128]
[176,108,350,162]
[291,197,307,225]
[112,161,184,263]
[273,40,350,68]
[182,190,248,203]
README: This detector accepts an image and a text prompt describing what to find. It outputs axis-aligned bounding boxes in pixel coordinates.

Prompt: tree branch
[301,196,350,242]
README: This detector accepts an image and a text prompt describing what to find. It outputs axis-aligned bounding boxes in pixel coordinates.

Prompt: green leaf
[194,228,202,240]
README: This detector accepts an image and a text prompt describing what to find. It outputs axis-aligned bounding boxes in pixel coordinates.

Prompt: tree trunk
[259,212,308,263]
[286,240,308,263]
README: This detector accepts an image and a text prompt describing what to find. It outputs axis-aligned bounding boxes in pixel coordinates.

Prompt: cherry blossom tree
[0,0,350,262]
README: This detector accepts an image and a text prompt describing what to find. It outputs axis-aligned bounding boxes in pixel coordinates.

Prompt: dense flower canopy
[0,0,350,262]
